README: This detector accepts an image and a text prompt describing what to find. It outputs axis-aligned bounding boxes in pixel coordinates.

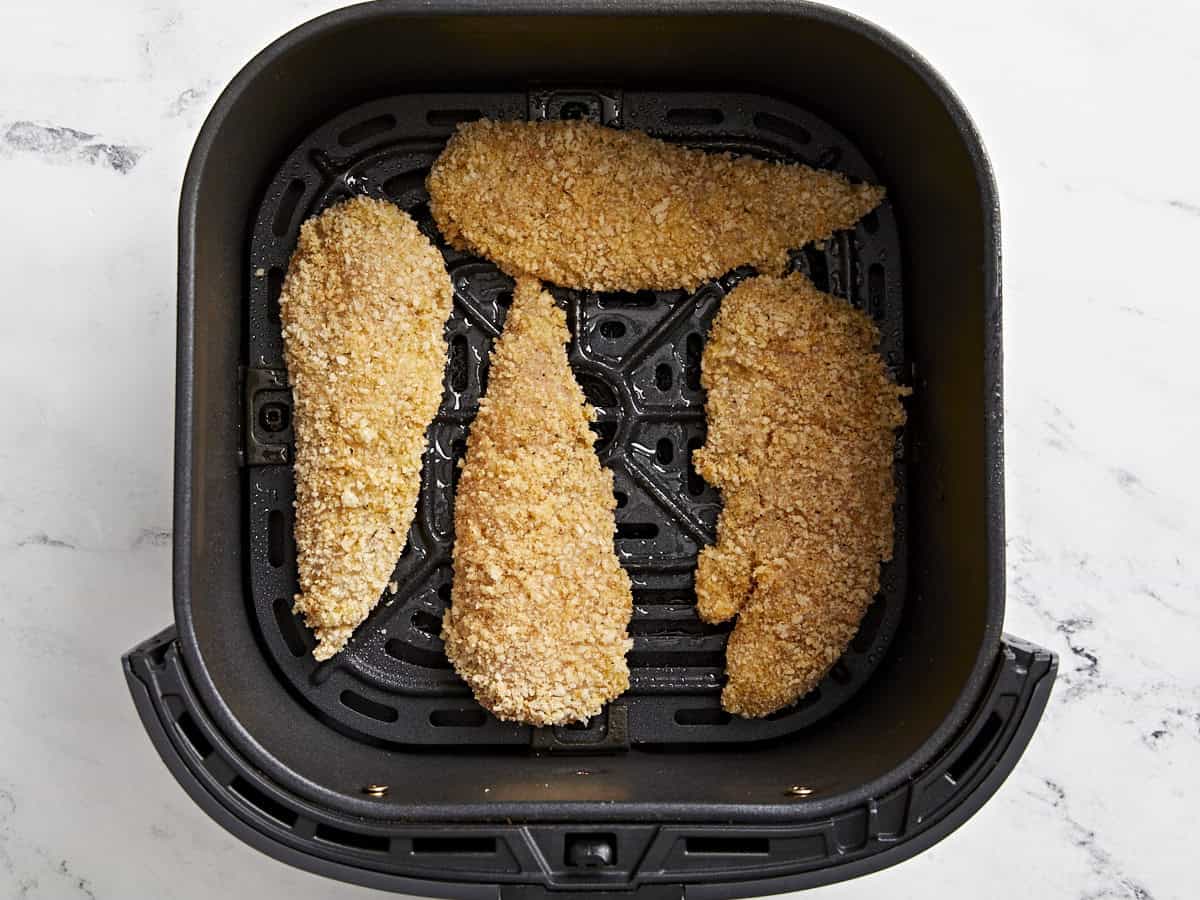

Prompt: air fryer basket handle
[124,630,1053,899]
[683,636,1057,899]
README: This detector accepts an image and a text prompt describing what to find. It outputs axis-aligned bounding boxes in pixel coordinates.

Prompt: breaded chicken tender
[442,278,633,725]
[694,273,908,717]
[427,119,884,292]
[280,196,453,660]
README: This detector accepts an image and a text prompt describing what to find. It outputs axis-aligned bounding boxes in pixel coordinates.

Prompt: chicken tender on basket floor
[280,196,453,660]
[443,278,633,726]
[694,272,908,718]
[427,119,883,292]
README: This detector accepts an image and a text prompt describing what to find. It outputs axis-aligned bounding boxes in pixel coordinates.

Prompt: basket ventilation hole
[947,711,1005,784]
[685,837,770,855]
[655,364,673,391]
[616,522,658,540]
[630,649,723,668]
[579,375,617,409]
[601,290,658,309]
[804,246,830,293]
[752,111,812,145]
[851,599,886,653]
[427,109,482,127]
[175,711,212,759]
[674,707,731,726]
[614,490,628,509]
[868,263,886,319]
[339,690,399,723]
[272,597,309,657]
[409,200,432,224]
[656,438,674,465]
[429,709,487,727]
[829,659,853,685]
[385,639,452,669]
[337,114,397,147]
[266,267,283,324]
[448,334,469,392]
[438,581,453,604]
[411,610,441,637]
[684,334,703,391]
[451,438,467,491]
[591,421,617,454]
[267,510,285,567]
[230,776,298,826]
[666,108,724,126]
[383,170,427,204]
[766,688,823,720]
[862,210,880,234]
[412,836,496,854]
[686,437,706,496]
[599,320,626,340]
[631,588,697,606]
[816,146,843,169]
[315,824,389,853]
[630,617,725,636]
[272,179,305,238]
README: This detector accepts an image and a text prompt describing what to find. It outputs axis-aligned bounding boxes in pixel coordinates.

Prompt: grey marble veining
[0,122,142,174]
[0,1,1197,898]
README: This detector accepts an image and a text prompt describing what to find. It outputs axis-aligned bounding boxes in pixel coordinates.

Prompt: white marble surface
[0,1,1197,898]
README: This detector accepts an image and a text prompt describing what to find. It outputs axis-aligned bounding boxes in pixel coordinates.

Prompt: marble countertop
[1,1,1196,898]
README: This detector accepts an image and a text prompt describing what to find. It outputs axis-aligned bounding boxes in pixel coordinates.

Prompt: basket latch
[531,702,630,753]
[242,367,293,466]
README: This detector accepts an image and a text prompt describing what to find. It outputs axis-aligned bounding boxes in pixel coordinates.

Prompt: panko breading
[280,196,453,660]
[694,273,908,717]
[442,278,632,725]
[427,119,884,292]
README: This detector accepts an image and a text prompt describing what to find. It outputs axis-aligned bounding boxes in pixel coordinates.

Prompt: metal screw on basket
[786,785,813,798]
[259,401,290,433]
[362,784,389,798]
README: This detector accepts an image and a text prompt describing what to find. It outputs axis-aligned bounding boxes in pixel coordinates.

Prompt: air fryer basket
[125,2,1056,897]
[247,88,908,748]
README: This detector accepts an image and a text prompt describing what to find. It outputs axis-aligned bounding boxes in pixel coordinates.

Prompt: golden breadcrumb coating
[427,119,884,292]
[694,273,908,717]
[280,196,453,660]
[442,278,633,725]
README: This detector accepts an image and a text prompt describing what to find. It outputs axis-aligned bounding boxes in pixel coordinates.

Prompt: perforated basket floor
[243,89,907,749]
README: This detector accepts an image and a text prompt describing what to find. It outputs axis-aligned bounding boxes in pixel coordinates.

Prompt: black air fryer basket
[124,2,1057,896]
